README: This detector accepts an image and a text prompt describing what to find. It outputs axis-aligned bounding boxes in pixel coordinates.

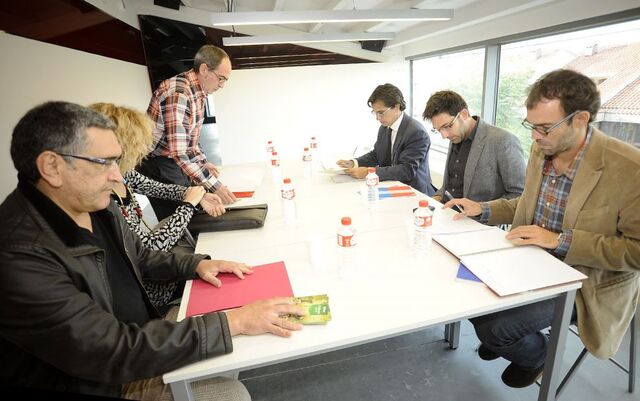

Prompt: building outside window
[497,19,640,157]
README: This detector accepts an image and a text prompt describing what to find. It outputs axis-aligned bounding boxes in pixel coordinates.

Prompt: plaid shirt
[147,69,221,191]
[480,127,593,258]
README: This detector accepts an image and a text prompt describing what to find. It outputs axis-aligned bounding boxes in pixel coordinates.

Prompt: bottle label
[337,234,355,247]
[414,215,433,228]
[303,154,312,162]
[281,188,295,200]
[271,158,280,167]
[366,175,379,187]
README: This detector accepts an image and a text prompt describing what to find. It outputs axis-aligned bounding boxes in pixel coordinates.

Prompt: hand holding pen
[441,191,483,220]
[444,190,464,214]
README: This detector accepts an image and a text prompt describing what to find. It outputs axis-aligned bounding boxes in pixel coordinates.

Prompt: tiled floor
[240,320,639,401]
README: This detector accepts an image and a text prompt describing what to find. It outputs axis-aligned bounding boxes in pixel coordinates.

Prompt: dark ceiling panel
[0,0,374,88]
[139,15,373,89]
[0,0,145,65]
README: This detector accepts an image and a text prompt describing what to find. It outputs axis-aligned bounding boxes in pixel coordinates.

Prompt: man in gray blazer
[337,84,436,196]
[423,90,525,203]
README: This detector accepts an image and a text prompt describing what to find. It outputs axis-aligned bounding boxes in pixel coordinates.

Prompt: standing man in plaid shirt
[139,45,237,221]
[444,69,640,388]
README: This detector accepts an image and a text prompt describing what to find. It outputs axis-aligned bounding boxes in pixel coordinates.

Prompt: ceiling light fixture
[211,9,453,26]
[222,32,395,46]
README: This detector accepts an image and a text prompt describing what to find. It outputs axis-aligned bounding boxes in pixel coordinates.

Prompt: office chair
[445,311,638,399]
[537,311,638,399]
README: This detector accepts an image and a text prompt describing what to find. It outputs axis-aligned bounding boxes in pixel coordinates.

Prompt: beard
[537,126,576,156]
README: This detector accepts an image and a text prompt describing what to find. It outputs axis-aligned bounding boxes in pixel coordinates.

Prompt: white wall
[212,61,410,165]
[0,32,152,200]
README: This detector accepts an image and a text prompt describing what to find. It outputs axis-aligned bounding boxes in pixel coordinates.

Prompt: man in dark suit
[337,83,436,196]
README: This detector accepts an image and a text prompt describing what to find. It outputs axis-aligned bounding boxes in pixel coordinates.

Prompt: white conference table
[164,160,581,401]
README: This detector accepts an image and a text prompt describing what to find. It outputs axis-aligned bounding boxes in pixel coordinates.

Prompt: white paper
[320,159,348,175]
[431,209,493,235]
[461,246,587,296]
[433,226,514,257]
[331,174,359,183]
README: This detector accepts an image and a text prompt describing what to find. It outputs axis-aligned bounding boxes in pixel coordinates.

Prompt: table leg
[537,289,577,401]
[170,380,195,401]
[444,321,461,349]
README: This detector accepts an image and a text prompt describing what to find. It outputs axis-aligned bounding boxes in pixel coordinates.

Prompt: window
[497,19,640,157]
[411,48,485,153]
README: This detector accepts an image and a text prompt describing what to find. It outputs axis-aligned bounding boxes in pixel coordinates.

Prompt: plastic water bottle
[302,147,313,180]
[271,151,281,184]
[310,136,318,158]
[337,216,357,277]
[281,178,297,224]
[413,199,433,254]
[310,136,320,169]
[365,167,379,211]
[266,140,274,163]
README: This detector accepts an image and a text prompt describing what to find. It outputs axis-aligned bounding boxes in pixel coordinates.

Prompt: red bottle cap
[283,178,291,184]
[304,147,309,151]
[367,167,376,173]
[419,200,429,208]
[272,151,278,156]
[341,217,351,225]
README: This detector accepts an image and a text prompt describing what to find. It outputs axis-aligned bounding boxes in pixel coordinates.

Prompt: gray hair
[11,101,116,182]
[193,45,229,71]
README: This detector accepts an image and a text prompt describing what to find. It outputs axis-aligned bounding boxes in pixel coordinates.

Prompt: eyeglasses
[57,153,121,169]
[521,110,580,136]
[432,112,460,135]
[209,68,229,84]
[371,106,392,117]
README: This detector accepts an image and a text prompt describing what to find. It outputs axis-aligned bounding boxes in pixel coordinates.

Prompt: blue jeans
[470,299,577,370]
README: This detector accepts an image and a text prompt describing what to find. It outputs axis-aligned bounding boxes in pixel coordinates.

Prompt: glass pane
[498,19,640,157]
[411,49,486,153]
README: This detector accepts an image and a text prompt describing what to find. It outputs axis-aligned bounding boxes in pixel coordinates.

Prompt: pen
[444,190,464,214]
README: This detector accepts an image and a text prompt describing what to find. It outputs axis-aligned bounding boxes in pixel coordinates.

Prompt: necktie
[384,127,393,166]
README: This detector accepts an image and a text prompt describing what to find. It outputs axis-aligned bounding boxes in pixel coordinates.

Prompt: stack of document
[433,225,587,296]
[218,166,267,208]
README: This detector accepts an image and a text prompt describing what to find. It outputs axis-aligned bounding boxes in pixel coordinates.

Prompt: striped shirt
[147,69,221,191]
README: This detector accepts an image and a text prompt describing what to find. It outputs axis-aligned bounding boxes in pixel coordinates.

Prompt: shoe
[501,362,544,388]
[477,344,499,361]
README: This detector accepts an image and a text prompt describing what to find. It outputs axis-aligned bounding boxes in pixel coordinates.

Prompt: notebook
[460,246,587,297]
[184,261,293,318]
[433,226,514,257]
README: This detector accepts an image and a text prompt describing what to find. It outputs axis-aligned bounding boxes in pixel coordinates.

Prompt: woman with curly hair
[89,102,226,309]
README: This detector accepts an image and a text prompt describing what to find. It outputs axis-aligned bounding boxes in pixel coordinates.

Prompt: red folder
[185,261,293,318]
[232,191,255,198]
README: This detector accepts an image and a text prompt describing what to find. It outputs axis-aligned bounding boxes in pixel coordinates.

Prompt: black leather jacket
[0,183,233,397]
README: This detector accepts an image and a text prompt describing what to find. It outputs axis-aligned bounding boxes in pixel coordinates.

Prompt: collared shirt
[147,69,221,191]
[388,112,404,158]
[479,127,593,258]
[353,113,404,168]
[533,127,592,257]
[445,116,478,197]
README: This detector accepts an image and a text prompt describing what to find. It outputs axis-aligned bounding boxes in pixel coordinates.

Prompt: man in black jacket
[0,102,305,400]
